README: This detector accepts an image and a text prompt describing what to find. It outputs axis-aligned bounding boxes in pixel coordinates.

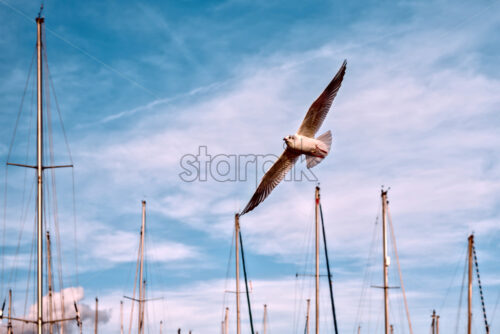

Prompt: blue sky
[0,0,499,333]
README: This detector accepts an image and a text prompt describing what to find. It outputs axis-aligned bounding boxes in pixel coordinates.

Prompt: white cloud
[0,286,110,334]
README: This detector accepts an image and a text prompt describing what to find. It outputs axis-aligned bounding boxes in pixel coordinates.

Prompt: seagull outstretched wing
[297,60,347,137]
[240,60,347,215]
[240,148,299,215]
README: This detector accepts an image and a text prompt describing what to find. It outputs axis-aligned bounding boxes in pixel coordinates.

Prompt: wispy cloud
[1,0,499,333]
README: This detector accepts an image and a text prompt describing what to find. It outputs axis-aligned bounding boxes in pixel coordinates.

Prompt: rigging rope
[490,290,500,328]
[455,250,468,333]
[386,206,413,334]
[43,37,69,327]
[318,202,339,334]
[472,239,490,333]
[353,210,380,333]
[239,229,255,334]
[221,228,235,323]
[293,205,314,334]
[128,224,142,334]
[2,46,36,296]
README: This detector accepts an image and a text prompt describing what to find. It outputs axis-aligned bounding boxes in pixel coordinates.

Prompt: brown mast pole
[235,214,241,334]
[315,187,320,334]
[263,304,268,334]
[121,300,124,334]
[224,307,229,334]
[468,235,473,334]
[7,289,12,334]
[95,297,99,334]
[431,310,436,334]
[381,190,389,334]
[47,232,53,334]
[139,201,146,334]
[36,14,44,334]
[306,299,311,334]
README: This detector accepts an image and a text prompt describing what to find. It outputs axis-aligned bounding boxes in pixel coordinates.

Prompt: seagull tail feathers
[307,130,332,168]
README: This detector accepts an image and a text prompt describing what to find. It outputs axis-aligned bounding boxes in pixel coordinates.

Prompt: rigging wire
[44,39,81,306]
[318,202,338,334]
[1,45,36,296]
[489,290,500,328]
[128,219,143,334]
[239,229,255,334]
[472,239,490,332]
[0,0,159,99]
[293,202,314,334]
[387,206,413,334]
[221,227,235,324]
[43,34,69,326]
[9,67,37,290]
[454,249,468,333]
[438,243,468,313]
[353,209,380,333]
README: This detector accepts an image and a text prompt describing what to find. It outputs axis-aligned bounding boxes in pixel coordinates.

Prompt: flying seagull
[240,60,347,215]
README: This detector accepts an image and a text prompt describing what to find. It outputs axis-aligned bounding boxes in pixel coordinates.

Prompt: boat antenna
[37,3,43,18]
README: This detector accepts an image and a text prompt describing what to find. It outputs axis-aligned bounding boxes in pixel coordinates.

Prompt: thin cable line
[0,0,159,98]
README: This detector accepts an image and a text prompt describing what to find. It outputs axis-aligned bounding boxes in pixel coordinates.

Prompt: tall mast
[431,310,436,334]
[306,299,311,334]
[314,186,320,334]
[95,297,99,334]
[47,232,53,334]
[139,201,146,334]
[36,15,44,334]
[121,301,124,334]
[235,214,241,334]
[7,289,12,334]
[468,235,473,334]
[263,304,267,334]
[224,307,229,334]
[381,190,389,334]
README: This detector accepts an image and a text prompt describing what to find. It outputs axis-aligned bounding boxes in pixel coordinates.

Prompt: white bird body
[240,60,347,215]
[284,133,329,158]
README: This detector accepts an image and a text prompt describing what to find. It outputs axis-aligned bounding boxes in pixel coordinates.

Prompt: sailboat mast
[95,297,99,334]
[7,289,12,334]
[224,307,229,334]
[235,214,241,334]
[263,304,267,334]
[139,201,146,334]
[36,15,44,334]
[315,186,320,334]
[306,299,311,334]
[381,190,389,334]
[121,301,124,334]
[468,234,473,334]
[431,310,436,334]
[47,232,54,334]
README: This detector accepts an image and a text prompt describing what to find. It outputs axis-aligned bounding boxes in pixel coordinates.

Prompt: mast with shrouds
[124,201,164,334]
[1,9,82,333]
